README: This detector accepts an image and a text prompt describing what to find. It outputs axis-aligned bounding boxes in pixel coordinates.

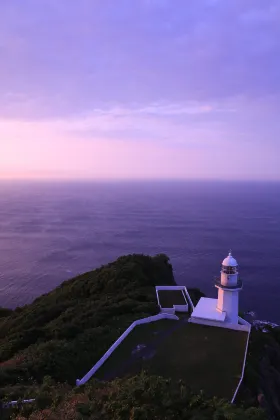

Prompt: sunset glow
[1,1,280,180]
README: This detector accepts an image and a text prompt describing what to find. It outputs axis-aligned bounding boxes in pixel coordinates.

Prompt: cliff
[0,254,273,419]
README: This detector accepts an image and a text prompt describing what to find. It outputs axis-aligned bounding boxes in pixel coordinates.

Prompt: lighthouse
[215,252,242,324]
[189,251,247,330]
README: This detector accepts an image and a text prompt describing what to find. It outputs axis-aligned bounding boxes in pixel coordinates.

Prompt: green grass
[158,290,186,307]
[95,319,176,379]
[95,320,248,400]
[145,322,248,399]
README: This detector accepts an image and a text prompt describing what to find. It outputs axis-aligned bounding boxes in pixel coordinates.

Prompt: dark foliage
[0,254,174,391]
[0,308,13,318]
[187,288,205,306]
[6,374,265,420]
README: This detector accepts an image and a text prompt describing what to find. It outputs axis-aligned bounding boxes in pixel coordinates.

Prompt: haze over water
[0,180,279,323]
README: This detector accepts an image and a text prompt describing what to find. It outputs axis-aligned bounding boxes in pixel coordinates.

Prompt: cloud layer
[1,0,280,179]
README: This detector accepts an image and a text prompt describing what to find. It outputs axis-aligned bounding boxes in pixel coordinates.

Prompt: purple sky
[1,0,280,180]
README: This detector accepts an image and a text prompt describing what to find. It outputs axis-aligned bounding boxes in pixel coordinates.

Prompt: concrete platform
[190,297,226,322]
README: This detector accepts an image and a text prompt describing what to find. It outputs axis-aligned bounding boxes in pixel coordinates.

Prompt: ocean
[0,180,279,323]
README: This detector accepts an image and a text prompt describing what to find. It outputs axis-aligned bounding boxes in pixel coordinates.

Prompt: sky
[1,0,280,180]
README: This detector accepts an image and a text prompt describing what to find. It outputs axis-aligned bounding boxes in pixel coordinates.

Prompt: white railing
[231,320,251,404]
[238,316,251,327]
[76,312,179,386]
[3,399,35,408]
[183,287,195,312]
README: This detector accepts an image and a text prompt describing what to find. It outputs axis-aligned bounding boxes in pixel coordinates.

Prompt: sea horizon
[0,179,280,323]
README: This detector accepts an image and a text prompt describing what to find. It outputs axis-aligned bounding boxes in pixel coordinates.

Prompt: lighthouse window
[222,265,237,274]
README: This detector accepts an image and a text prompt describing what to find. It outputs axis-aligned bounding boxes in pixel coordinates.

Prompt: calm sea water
[0,180,279,323]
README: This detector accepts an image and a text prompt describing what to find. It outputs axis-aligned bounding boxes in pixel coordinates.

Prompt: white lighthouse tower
[189,251,246,330]
[215,251,242,324]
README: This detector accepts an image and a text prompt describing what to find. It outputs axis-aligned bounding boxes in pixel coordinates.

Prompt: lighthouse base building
[189,252,249,331]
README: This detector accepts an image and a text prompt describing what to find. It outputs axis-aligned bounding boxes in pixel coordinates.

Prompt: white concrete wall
[76,313,179,386]
[174,304,189,312]
[155,285,193,313]
[160,307,176,314]
[189,317,250,332]
[238,316,251,327]
[3,399,35,408]
[156,286,186,290]
[231,324,251,403]
[155,288,160,307]
[182,287,195,312]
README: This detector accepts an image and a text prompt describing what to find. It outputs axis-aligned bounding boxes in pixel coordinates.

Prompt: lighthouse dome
[222,252,238,267]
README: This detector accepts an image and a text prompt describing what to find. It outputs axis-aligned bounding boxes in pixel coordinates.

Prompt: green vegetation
[157,289,186,307]
[4,374,265,420]
[147,323,247,399]
[0,254,174,394]
[0,253,273,419]
[96,319,248,400]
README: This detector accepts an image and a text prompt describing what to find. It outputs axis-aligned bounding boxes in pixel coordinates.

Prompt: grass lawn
[158,290,186,307]
[95,319,177,380]
[145,322,248,399]
[95,319,248,400]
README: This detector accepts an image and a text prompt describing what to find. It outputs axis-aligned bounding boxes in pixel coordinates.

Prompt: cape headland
[0,254,279,420]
